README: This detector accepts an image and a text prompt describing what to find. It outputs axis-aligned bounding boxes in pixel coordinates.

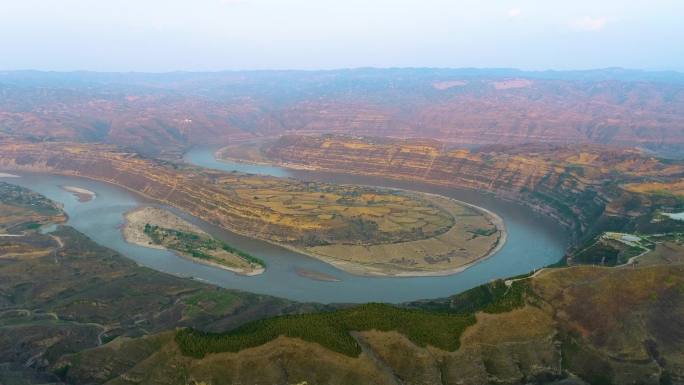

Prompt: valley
[1,1,683,382]
[0,141,502,276]
[0,133,680,384]
[2,182,684,384]
[2,71,684,385]
[5,166,562,303]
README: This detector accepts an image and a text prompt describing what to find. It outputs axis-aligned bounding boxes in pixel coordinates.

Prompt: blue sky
[1,0,682,71]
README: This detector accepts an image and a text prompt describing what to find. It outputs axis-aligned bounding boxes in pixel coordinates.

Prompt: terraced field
[222,173,455,245]
[304,193,502,276]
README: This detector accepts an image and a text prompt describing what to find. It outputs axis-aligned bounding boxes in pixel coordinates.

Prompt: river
[2,147,568,303]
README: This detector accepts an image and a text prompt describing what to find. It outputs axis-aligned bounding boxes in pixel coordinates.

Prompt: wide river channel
[4,147,569,303]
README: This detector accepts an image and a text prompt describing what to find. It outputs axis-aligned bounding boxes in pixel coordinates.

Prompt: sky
[1,0,683,72]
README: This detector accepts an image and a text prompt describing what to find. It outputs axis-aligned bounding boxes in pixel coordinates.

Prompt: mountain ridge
[2,68,684,157]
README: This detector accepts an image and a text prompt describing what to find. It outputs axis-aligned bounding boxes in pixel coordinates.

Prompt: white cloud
[571,16,608,31]
[508,8,521,18]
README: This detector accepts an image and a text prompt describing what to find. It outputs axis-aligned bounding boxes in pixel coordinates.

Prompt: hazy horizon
[1,0,682,72]
[2,66,683,75]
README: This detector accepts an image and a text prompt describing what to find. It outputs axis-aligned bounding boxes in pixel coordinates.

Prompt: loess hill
[61,263,684,385]
[2,69,684,384]
[256,135,684,245]
[1,68,684,157]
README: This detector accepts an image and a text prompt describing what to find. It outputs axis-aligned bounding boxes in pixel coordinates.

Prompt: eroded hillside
[60,263,684,385]
[259,135,684,242]
[2,69,684,156]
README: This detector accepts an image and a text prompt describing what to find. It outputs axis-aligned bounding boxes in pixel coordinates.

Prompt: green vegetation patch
[481,281,530,313]
[413,279,530,314]
[573,241,621,265]
[176,279,532,359]
[143,224,265,267]
[176,303,475,358]
[468,227,497,237]
[572,235,647,266]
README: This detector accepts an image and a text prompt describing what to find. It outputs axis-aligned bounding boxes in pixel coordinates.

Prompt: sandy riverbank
[122,207,264,276]
[60,185,96,202]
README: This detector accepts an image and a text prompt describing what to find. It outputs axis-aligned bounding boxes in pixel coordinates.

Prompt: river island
[123,207,265,276]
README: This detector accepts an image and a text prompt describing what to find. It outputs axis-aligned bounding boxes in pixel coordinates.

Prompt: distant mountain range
[1,68,683,156]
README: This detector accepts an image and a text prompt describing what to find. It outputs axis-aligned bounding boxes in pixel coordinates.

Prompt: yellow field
[225,174,455,243]
[305,194,502,276]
